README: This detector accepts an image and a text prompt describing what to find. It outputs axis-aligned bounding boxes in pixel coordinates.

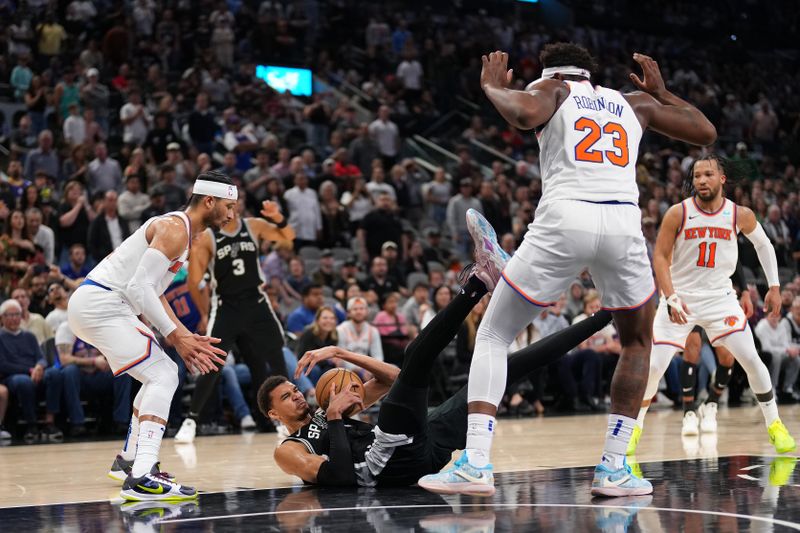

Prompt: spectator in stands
[287,284,345,336]
[118,175,150,234]
[144,111,180,165]
[369,105,400,169]
[24,271,52,316]
[318,180,350,249]
[311,250,340,288]
[565,281,585,322]
[36,13,67,64]
[360,256,401,305]
[294,306,340,372]
[10,115,37,157]
[23,130,59,181]
[44,282,69,333]
[62,144,89,184]
[80,68,109,133]
[155,164,187,212]
[365,164,396,203]
[756,310,800,402]
[403,240,428,278]
[87,142,122,194]
[381,241,405,286]
[12,287,52,344]
[340,176,373,225]
[188,92,217,156]
[271,148,293,184]
[61,243,90,281]
[373,292,409,367]
[25,207,54,264]
[337,296,384,378]
[358,192,404,263]
[285,257,312,301]
[763,204,792,267]
[284,172,322,250]
[3,209,36,270]
[57,180,95,264]
[447,178,483,259]
[243,150,273,205]
[422,227,451,267]
[402,281,431,330]
[500,233,516,256]
[349,123,380,178]
[4,160,29,205]
[397,50,424,101]
[751,100,779,155]
[25,75,47,135]
[140,186,166,222]
[62,102,87,147]
[87,190,127,263]
[10,53,33,101]
[223,115,258,173]
[53,321,132,436]
[0,299,59,443]
[119,89,150,147]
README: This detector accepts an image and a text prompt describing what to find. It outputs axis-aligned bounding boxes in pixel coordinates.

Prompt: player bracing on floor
[628,155,795,456]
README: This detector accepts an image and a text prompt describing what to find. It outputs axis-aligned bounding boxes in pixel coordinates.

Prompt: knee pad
[136,355,180,421]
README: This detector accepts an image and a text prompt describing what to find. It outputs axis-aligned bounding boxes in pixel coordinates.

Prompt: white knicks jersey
[670,197,738,297]
[87,211,191,299]
[536,80,642,206]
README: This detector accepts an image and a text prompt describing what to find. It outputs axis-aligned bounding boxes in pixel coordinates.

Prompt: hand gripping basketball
[666,293,691,325]
[325,385,364,420]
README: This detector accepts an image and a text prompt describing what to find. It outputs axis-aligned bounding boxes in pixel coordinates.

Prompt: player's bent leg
[699,345,733,434]
[592,301,655,497]
[121,354,197,501]
[717,328,796,454]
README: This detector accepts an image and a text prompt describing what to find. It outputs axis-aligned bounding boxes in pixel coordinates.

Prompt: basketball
[315,368,365,415]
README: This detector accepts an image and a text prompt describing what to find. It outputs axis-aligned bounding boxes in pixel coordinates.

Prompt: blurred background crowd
[0,0,799,443]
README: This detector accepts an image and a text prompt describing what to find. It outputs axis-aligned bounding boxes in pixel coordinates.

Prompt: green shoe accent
[769,456,798,486]
[768,419,797,454]
[626,425,642,456]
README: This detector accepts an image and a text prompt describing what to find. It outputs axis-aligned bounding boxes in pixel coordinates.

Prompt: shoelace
[151,471,179,487]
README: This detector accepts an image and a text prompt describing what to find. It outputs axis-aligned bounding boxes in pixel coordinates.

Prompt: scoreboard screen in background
[256,65,313,97]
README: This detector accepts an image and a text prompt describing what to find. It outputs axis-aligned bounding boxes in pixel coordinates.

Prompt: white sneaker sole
[120,489,198,502]
[418,479,496,496]
[591,484,653,497]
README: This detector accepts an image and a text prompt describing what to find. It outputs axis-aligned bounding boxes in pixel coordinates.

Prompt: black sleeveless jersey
[284,408,378,487]
[211,219,262,297]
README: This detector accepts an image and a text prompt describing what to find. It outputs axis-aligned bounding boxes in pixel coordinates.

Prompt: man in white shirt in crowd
[45,282,70,333]
[26,207,55,264]
[337,296,384,378]
[12,286,53,344]
[118,175,150,234]
[119,89,150,146]
[397,51,423,100]
[533,294,570,339]
[402,282,431,331]
[366,165,396,203]
[756,298,800,402]
[62,102,86,146]
[368,105,400,168]
[88,142,122,194]
[284,172,321,250]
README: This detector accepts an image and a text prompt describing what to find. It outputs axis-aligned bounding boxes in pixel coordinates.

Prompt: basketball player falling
[628,155,795,455]
[419,43,717,497]
[173,193,295,443]
[67,171,234,501]
[261,212,615,488]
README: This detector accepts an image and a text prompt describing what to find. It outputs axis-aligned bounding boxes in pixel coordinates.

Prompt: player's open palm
[174,332,227,374]
[260,200,282,220]
[480,51,513,91]
[326,386,364,419]
[296,346,340,378]
[630,53,666,97]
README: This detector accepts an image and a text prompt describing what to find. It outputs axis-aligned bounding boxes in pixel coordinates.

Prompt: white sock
[601,414,635,469]
[131,420,165,478]
[759,398,779,428]
[120,415,140,461]
[636,405,649,429]
[465,413,495,468]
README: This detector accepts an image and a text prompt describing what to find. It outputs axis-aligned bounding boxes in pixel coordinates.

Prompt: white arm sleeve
[126,248,178,338]
[744,223,780,287]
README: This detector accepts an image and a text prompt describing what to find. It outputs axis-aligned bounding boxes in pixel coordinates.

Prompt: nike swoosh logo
[138,483,165,494]
[601,474,631,487]
[455,470,490,484]
[688,215,699,220]
[216,237,225,243]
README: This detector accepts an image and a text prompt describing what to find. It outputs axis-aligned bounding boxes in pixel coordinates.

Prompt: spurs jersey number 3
[536,80,643,206]
[671,198,739,296]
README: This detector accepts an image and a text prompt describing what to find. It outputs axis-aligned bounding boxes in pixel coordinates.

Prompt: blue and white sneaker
[591,461,653,497]
[466,208,511,291]
[418,451,496,496]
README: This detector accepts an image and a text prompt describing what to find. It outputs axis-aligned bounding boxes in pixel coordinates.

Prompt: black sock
[706,364,733,404]
[680,360,697,413]
[397,275,487,388]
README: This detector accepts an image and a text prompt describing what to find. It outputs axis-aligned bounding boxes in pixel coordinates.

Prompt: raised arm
[737,206,782,317]
[625,53,717,146]
[248,200,296,244]
[653,204,691,323]
[480,51,566,130]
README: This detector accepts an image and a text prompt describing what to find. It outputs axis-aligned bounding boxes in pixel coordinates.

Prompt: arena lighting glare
[256,65,313,96]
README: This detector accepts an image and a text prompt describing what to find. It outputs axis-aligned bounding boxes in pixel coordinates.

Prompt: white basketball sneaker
[465,208,511,291]
[681,410,700,436]
[174,418,196,444]
[698,402,718,433]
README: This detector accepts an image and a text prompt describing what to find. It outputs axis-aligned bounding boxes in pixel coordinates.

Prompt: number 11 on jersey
[697,241,717,268]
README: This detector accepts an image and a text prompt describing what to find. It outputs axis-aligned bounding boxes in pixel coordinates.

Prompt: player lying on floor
[259,267,614,489]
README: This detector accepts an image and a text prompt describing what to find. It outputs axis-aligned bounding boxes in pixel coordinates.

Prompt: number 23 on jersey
[573,117,629,167]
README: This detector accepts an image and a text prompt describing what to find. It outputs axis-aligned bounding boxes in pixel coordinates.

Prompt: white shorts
[501,200,655,310]
[67,283,167,377]
[652,291,747,350]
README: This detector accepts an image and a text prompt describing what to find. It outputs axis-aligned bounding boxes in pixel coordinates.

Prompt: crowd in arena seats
[0,0,799,442]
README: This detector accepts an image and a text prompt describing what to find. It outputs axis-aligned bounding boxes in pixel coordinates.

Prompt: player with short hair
[173,193,296,442]
[628,155,795,455]
[67,171,234,501]
[260,213,615,487]
[420,43,717,497]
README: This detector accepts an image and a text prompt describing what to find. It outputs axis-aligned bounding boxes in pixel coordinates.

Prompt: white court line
[160,502,800,529]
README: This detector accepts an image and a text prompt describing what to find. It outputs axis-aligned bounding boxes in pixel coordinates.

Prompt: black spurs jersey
[284,408,378,487]
[210,219,263,297]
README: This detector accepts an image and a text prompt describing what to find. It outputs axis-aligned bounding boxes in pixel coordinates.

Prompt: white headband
[540,66,591,80]
[192,180,238,200]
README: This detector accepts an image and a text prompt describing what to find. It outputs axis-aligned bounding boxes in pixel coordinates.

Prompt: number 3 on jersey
[697,241,717,268]
[232,258,245,276]
[574,118,629,167]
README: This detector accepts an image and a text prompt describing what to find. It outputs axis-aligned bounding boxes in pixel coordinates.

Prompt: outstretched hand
[481,51,514,91]
[173,332,227,374]
[629,53,666,97]
[260,200,282,220]
[295,346,340,379]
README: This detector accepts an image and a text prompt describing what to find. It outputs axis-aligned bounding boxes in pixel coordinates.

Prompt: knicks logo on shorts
[168,261,184,273]
[723,316,739,327]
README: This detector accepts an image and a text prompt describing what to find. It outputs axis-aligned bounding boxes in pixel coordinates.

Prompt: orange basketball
[315,368,365,416]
